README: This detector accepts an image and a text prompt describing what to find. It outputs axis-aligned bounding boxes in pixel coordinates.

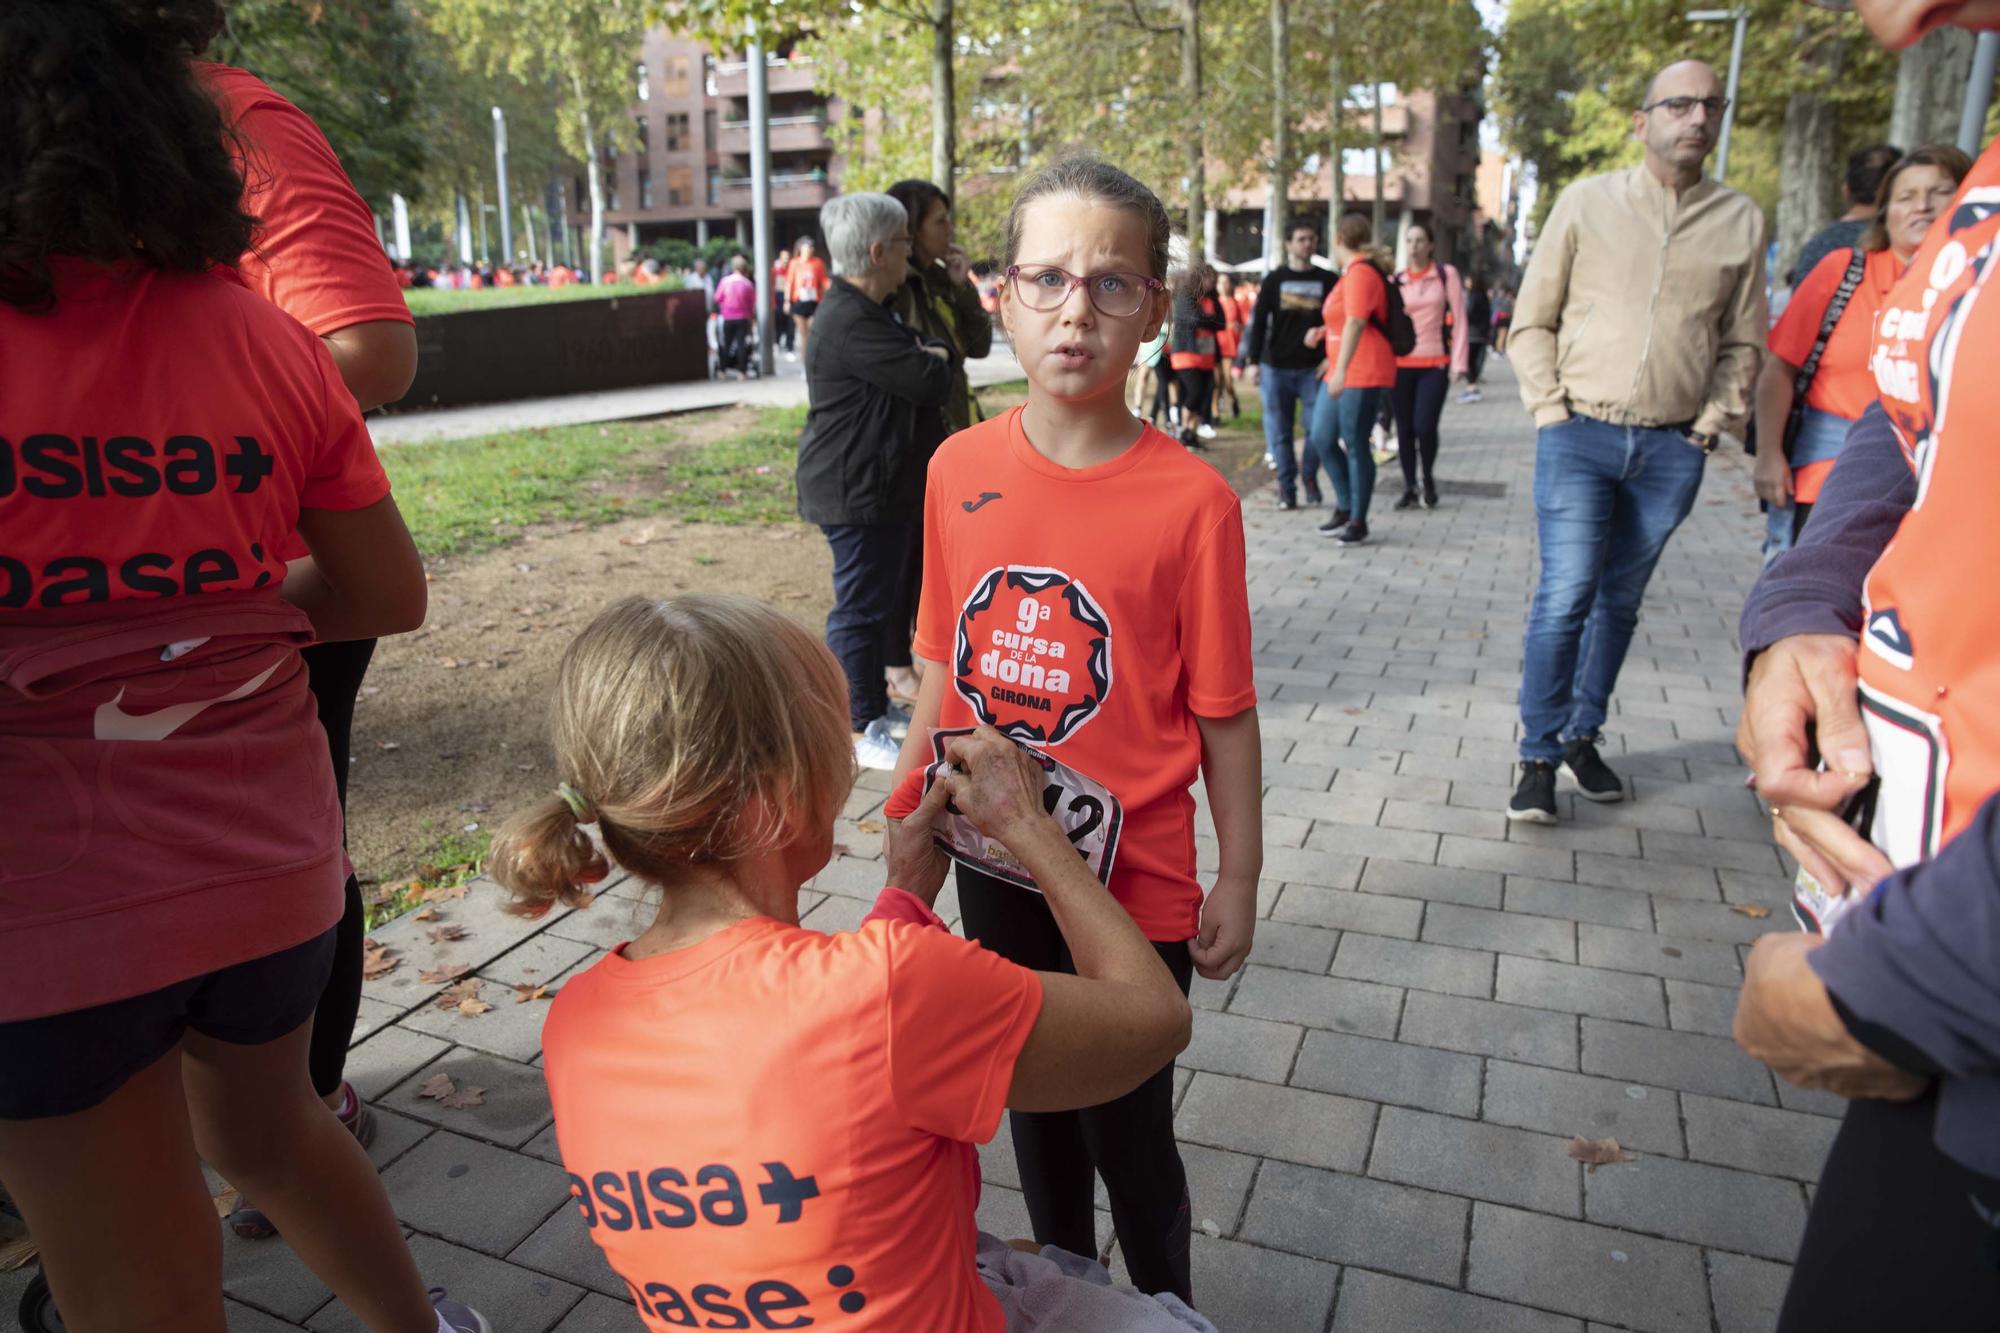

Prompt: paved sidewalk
[130,359,1807,1332]
[371,341,1025,446]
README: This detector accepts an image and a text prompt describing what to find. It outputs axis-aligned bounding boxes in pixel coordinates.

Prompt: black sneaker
[1334,520,1370,546]
[1562,734,1627,802]
[1276,491,1298,510]
[1393,490,1420,510]
[1507,761,1558,824]
[1422,483,1439,509]
[1303,488,1323,507]
[1315,510,1351,535]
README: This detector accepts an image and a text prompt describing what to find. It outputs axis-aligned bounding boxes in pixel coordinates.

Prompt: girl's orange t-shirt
[1769,246,1902,425]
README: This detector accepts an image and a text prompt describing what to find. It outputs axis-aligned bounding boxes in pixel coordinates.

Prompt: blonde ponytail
[490,796,610,918]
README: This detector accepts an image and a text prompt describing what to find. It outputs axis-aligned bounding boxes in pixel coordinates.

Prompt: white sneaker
[1196,423,1217,440]
[854,718,901,771]
[880,702,912,742]
[1264,454,1279,470]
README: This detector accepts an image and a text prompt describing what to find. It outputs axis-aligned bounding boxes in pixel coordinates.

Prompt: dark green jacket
[890,259,994,437]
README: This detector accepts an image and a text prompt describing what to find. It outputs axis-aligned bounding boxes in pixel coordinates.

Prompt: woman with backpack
[1390,222,1468,511]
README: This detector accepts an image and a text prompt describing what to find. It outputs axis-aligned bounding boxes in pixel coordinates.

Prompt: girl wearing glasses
[884,156,1263,1309]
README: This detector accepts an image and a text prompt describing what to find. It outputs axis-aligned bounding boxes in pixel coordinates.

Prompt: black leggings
[1391,364,1449,492]
[1778,1090,2000,1331]
[956,866,1195,1304]
[301,637,376,1100]
[1174,368,1215,424]
[1466,342,1487,386]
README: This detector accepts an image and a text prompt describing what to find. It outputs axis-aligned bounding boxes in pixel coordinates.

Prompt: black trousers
[820,522,910,729]
[1174,368,1215,424]
[1392,364,1449,492]
[1778,1090,2000,1332]
[1466,341,1488,386]
[301,636,376,1100]
[956,865,1195,1304]
[720,317,753,372]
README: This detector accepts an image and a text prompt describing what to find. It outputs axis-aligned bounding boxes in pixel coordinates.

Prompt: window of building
[708,167,721,206]
[636,62,649,101]
[1341,147,1394,177]
[665,112,690,152]
[607,174,620,211]
[638,169,653,209]
[702,54,716,96]
[704,109,717,147]
[667,165,694,207]
[664,55,691,98]
[634,117,649,157]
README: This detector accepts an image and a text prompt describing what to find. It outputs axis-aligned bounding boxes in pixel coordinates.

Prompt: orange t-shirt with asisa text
[541,891,1043,1332]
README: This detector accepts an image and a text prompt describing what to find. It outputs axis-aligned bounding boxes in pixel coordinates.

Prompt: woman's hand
[939,726,1050,844]
[1754,452,1793,508]
[1303,326,1327,348]
[1323,369,1345,398]
[945,244,972,286]
[883,778,954,907]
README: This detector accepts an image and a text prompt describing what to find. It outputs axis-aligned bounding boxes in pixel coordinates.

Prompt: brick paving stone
[1650,896,1790,946]
[1584,1152,1808,1262]
[1180,1009,1305,1083]
[1370,1106,1582,1218]
[542,892,655,951]
[387,1047,555,1148]
[1581,1019,1777,1105]
[1331,1269,1585,1333]
[799,893,871,933]
[1273,883,1423,939]
[361,879,553,1011]
[1573,852,1720,900]
[1706,1251,1794,1333]
[1439,834,1576,882]
[1425,902,1577,961]
[1304,821,1444,863]
[1228,964,1404,1036]
[1663,978,1742,1037]
[1260,843,1367,890]
[1467,1203,1711,1333]
[1240,1160,1468,1284]
[1360,857,1506,909]
[1401,991,1579,1069]
[1567,796,1707,835]
[1681,1094,1841,1182]
[1640,829,1784,875]
[306,1234,582,1333]
[509,1203,626,1299]
[1291,1028,1484,1116]
[1244,917,1341,971]
[220,1227,333,1323]
[1331,768,1455,804]
[1263,785,1388,825]
[1330,931,1496,998]
[226,1301,306,1332]
[1496,956,1668,1026]
[1190,1234,1339,1332]
[1503,877,1656,931]
[344,1026,453,1102]
[1182,1143,1261,1236]
[377,1131,573,1256]
[550,1293,651,1332]
[1774,1080,1850,1119]
[1175,1072,1377,1171]
[1480,1061,1686,1156]
[1577,923,1744,986]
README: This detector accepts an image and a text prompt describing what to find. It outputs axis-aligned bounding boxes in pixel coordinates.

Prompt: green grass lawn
[402,280,682,317]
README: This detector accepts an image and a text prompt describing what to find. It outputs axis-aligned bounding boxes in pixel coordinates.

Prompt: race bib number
[919,728,1122,891]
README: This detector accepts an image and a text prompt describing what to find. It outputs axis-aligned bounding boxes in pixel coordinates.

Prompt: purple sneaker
[432,1288,493,1333]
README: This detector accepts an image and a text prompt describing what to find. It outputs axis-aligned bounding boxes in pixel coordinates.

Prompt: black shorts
[0,925,336,1121]
[791,300,820,320]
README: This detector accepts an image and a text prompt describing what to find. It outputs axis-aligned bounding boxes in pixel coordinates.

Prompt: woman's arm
[1446,267,1470,379]
[287,495,426,642]
[1752,354,1799,507]
[1191,707,1262,980]
[321,321,418,412]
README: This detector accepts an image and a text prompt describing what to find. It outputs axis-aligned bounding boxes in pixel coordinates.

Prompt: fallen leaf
[412,907,440,922]
[440,656,463,669]
[440,1085,486,1110]
[376,740,401,752]
[420,963,472,985]
[456,997,494,1016]
[1730,904,1772,919]
[424,882,469,904]
[427,924,467,943]
[361,940,399,979]
[514,983,552,1004]
[1567,1136,1637,1172]
[619,526,657,546]
[417,1072,457,1101]
[209,1187,240,1219]
[856,819,885,834]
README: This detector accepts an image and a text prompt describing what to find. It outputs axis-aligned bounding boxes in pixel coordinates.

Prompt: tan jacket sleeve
[1693,220,1770,438]
[1510,186,1579,427]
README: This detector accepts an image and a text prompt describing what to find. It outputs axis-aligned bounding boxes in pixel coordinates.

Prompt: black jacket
[1170,292,1227,357]
[1243,263,1336,369]
[795,277,955,527]
[890,258,994,436]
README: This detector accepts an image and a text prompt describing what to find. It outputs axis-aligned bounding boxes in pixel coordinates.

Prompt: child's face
[1001,194,1170,408]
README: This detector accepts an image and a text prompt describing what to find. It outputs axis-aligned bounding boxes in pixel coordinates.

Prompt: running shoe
[1562,734,1627,803]
[854,718,902,771]
[1303,487,1323,506]
[1334,520,1370,546]
[1422,483,1439,509]
[1457,387,1483,404]
[1315,510,1351,535]
[432,1289,494,1333]
[1195,422,1217,440]
[1507,761,1559,824]
[1393,491,1420,511]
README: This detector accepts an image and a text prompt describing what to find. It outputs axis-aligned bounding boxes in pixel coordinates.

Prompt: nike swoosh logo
[95,662,282,742]
[962,492,1003,513]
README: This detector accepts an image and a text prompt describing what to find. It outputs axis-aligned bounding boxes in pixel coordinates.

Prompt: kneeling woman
[493,596,1209,1331]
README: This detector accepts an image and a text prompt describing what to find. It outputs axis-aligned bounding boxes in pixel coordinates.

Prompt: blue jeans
[1518,416,1707,761]
[1260,365,1323,500]
[1307,384,1385,522]
[821,521,911,730]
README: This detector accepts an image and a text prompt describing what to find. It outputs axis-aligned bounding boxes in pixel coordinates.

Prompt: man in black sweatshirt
[1243,221,1337,509]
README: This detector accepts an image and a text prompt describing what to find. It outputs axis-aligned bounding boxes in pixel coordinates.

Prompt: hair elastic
[556,782,596,824]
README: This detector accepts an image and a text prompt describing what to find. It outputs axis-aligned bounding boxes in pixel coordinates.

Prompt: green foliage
[701,236,748,268]
[642,237,702,270]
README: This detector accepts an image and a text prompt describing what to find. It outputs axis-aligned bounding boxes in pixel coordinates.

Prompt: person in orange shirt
[787,236,831,360]
[882,158,1263,1306]
[1304,213,1399,546]
[492,596,1204,1333]
[1752,144,1969,555]
[1213,271,1243,420]
[1166,263,1228,445]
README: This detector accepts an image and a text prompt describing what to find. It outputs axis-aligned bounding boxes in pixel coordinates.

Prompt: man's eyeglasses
[1642,95,1730,119]
[1006,264,1164,317]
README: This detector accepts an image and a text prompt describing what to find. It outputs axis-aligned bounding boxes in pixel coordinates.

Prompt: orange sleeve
[225,78,412,336]
[1769,249,1848,367]
[300,336,391,512]
[1344,263,1385,324]
[1177,503,1257,717]
[882,923,1043,1142]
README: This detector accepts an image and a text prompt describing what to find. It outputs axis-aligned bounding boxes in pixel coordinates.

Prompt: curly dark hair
[0,0,251,313]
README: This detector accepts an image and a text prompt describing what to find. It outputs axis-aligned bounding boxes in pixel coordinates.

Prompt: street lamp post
[748,39,776,377]
[1685,9,1747,183]
[492,105,513,264]
[1960,31,1999,155]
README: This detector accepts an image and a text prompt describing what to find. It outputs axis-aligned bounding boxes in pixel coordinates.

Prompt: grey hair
[819,193,907,278]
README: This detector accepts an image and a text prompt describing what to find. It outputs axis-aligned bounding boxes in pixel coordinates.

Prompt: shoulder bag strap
[1783,247,1869,457]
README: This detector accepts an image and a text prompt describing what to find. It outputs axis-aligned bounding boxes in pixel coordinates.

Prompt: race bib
[919,728,1122,891]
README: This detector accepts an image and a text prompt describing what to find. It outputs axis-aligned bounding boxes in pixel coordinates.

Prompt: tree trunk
[1182,0,1205,257]
[1776,28,1845,287]
[574,73,605,284]
[1370,81,1384,241]
[1891,26,1976,147]
[931,0,956,194]
[1268,0,1288,266]
[1327,10,1342,246]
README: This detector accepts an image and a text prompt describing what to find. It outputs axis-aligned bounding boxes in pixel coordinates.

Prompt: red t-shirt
[788,256,829,305]
[883,409,1257,941]
[542,891,1042,1333]
[1769,246,1902,424]
[0,260,388,1019]
[201,64,413,338]
[1323,264,1397,389]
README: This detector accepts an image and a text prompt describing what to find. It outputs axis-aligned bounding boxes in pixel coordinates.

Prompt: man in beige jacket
[1507,58,1766,825]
